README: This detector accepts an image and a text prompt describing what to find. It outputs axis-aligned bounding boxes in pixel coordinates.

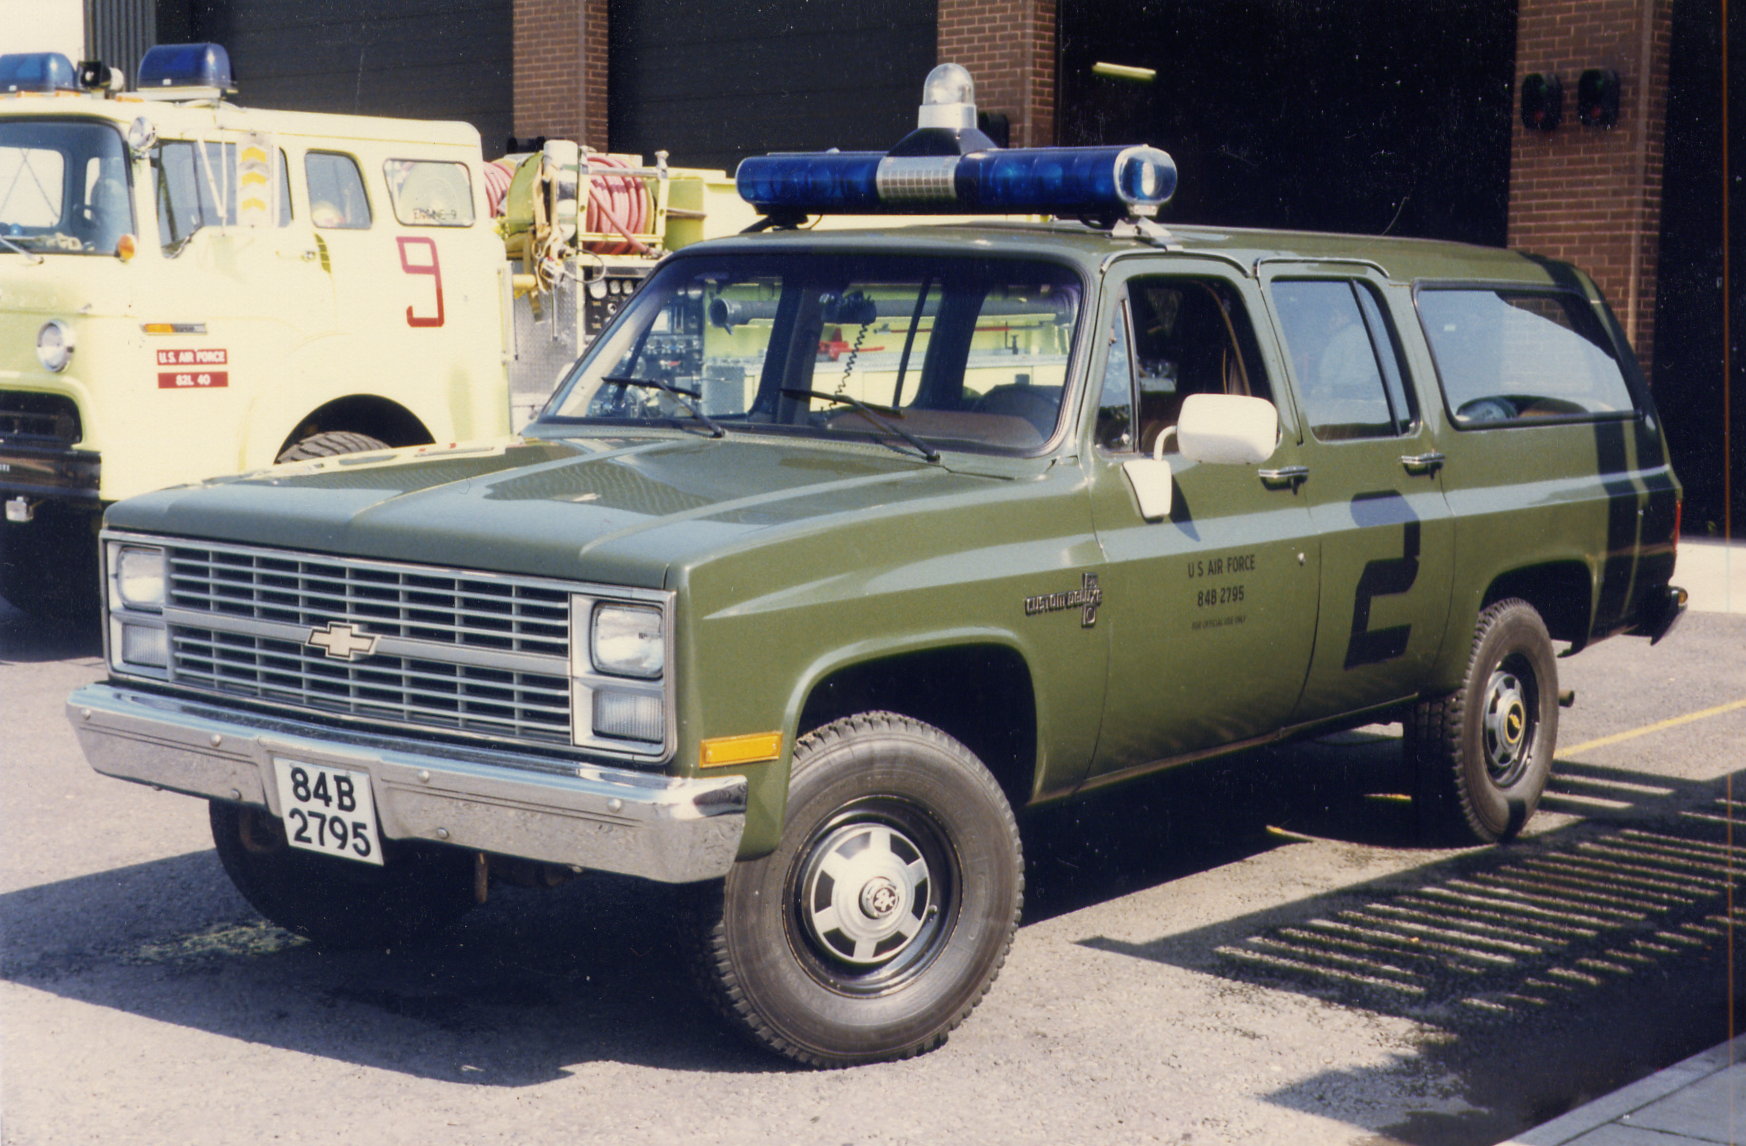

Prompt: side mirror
[126,115,158,160]
[1122,426,1177,520]
[1177,393,1278,465]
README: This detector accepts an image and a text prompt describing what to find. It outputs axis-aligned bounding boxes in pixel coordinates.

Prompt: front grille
[159,541,580,749]
[0,390,81,444]
[171,629,572,743]
[168,546,570,656]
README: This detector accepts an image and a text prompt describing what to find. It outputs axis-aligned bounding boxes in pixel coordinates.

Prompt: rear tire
[686,712,1022,1067]
[210,801,476,948]
[1410,598,1559,843]
[275,431,391,463]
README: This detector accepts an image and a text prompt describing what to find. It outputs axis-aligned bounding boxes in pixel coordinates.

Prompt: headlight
[36,320,74,373]
[591,603,664,678]
[113,545,167,611]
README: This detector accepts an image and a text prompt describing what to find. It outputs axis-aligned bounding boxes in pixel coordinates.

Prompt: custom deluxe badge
[1024,573,1103,628]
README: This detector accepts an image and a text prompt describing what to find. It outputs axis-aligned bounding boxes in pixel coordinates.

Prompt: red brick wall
[1509,0,1672,370]
[938,0,1057,148]
[511,0,610,151]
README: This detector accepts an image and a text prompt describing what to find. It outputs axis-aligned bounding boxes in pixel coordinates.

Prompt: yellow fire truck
[0,43,744,614]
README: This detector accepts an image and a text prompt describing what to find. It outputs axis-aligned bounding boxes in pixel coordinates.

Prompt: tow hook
[4,497,35,524]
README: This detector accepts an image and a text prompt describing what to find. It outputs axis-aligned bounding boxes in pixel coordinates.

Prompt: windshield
[540,251,1084,455]
[0,119,134,256]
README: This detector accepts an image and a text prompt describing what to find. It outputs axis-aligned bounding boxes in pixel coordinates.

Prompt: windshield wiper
[598,375,726,438]
[780,388,941,464]
[0,233,43,264]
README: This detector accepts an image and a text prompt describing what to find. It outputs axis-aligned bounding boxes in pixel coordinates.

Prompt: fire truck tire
[275,431,392,463]
[210,801,477,949]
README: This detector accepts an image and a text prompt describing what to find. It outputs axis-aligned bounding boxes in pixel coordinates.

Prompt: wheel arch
[1480,560,1594,646]
[275,396,434,460]
[793,639,1040,814]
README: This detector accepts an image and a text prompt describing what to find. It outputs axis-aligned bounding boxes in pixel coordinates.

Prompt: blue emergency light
[0,52,78,94]
[735,64,1178,222]
[136,43,234,93]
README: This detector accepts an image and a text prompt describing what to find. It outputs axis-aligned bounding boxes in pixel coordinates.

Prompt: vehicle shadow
[0,847,777,1080]
[0,725,1422,1083]
[7,705,1737,1109]
[1071,755,1746,1144]
[1022,726,1417,924]
[0,594,103,664]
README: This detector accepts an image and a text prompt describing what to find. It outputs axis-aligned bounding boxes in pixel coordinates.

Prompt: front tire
[688,712,1022,1067]
[210,801,477,948]
[1410,598,1559,843]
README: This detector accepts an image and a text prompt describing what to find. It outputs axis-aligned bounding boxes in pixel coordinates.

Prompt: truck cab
[0,44,509,613]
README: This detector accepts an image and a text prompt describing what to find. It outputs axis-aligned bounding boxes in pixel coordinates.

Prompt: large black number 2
[1344,520,1420,668]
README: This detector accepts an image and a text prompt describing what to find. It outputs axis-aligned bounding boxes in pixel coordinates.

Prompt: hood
[106,433,1009,587]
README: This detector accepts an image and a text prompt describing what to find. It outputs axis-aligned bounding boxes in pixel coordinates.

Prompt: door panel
[1264,272,1454,721]
[1087,266,1320,779]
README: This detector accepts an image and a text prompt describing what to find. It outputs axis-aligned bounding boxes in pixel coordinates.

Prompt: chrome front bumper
[68,683,746,884]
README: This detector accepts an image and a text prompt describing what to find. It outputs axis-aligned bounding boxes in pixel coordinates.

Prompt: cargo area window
[385,160,474,226]
[1271,279,1415,441]
[540,252,1083,455]
[306,151,371,229]
[1418,288,1637,424]
[1097,277,1270,454]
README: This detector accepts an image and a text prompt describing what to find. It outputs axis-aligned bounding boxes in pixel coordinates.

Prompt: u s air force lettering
[1187,550,1256,629]
[1025,573,1103,627]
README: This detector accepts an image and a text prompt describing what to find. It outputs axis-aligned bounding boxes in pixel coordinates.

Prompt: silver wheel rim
[1482,666,1532,785]
[799,820,933,967]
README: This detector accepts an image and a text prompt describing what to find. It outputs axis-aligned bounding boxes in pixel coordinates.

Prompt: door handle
[1400,451,1446,475]
[1259,465,1309,490]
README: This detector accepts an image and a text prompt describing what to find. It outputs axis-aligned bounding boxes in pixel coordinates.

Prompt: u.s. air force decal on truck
[1024,573,1103,627]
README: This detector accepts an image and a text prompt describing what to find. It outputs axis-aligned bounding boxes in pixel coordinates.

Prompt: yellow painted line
[1562,697,1746,757]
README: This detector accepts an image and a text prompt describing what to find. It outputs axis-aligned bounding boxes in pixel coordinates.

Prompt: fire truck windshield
[0,119,133,256]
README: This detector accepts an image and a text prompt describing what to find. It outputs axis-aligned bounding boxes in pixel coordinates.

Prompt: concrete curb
[1500,1035,1745,1145]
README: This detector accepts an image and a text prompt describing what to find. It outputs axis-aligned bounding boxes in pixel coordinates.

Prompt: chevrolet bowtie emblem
[307,621,380,660]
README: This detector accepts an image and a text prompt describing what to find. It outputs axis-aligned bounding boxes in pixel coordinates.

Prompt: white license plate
[273,758,384,866]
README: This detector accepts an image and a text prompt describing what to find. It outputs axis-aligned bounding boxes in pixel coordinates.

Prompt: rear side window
[384,160,474,226]
[1271,279,1415,440]
[1417,288,1636,425]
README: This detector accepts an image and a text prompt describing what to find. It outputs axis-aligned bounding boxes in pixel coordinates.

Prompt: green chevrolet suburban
[69,69,1684,1067]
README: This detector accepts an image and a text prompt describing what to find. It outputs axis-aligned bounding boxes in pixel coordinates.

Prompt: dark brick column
[511,0,609,151]
[938,0,1057,148]
[1508,0,1672,370]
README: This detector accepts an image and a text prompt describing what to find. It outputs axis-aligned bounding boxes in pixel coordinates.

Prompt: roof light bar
[0,52,78,94]
[735,64,1177,222]
[736,143,1178,220]
[136,43,234,95]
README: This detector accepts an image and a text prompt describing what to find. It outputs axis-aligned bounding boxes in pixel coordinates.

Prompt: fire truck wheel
[685,712,1023,1068]
[275,431,392,463]
[210,801,477,948]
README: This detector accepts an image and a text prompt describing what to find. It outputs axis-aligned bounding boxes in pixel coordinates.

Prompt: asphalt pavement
[1503,535,1744,1146]
[2,537,1741,1144]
